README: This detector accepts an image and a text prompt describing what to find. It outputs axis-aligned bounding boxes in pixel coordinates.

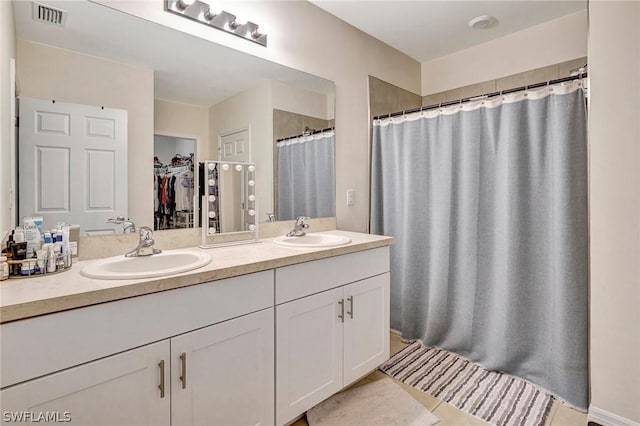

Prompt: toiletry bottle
[41,233,53,272]
[56,247,65,271]
[0,256,8,281]
[14,227,25,244]
[47,245,57,273]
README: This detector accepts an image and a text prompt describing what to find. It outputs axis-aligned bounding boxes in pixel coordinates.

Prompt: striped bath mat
[380,341,555,426]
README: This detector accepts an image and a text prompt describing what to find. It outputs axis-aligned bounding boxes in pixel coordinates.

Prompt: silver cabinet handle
[158,360,166,398]
[338,299,344,323]
[347,296,354,319]
[179,352,187,389]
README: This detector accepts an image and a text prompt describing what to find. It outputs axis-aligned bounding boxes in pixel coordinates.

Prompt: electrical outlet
[346,189,355,206]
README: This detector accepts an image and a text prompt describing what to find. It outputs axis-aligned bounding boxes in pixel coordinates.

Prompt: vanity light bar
[164,0,267,47]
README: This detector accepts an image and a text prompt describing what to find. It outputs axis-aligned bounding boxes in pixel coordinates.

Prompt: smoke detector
[468,15,497,30]
[32,2,67,27]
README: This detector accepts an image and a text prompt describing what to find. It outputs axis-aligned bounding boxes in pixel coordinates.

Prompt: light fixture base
[165,0,267,47]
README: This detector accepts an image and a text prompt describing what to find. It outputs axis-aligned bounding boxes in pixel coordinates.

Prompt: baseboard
[589,406,640,426]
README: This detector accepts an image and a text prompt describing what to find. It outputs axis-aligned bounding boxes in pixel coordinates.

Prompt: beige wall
[154,98,209,162]
[369,76,421,119]
[0,0,16,238]
[16,40,154,226]
[96,0,422,233]
[422,57,588,106]
[421,10,588,96]
[588,1,640,423]
[270,79,333,122]
[208,81,272,216]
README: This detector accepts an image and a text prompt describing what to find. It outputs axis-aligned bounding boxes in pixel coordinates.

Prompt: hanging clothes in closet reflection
[154,154,194,230]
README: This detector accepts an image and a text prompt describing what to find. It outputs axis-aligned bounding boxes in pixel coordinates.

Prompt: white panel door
[343,273,391,386]
[19,97,127,234]
[171,308,274,426]
[218,129,250,162]
[0,341,170,426]
[275,288,344,426]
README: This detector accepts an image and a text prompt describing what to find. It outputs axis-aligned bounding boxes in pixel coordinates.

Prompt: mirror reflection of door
[153,135,196,230]
[218,128,250,162]
[18,97,128,236]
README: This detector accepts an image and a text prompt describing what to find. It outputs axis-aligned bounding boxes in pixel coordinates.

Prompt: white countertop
[0,231,393,323]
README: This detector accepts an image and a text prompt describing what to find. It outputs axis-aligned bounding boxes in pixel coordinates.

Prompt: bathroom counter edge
[0,231,394,323]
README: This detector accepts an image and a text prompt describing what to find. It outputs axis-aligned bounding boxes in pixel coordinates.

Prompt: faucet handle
[139,226,153,240]
[295,216,310,225]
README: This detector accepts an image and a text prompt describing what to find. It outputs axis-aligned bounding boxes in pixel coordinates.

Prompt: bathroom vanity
[0,231,392,426]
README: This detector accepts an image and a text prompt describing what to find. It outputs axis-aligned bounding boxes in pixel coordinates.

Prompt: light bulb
[177,0,195,10]
[208,195,216,202]
[248,209,255,216]
[235,164,243,172]
[248,194,256,201]
[207,162,215,171]
[248,180,255,187]
[248,165,255,172]
[249,224,256,231]
[208,211,216,218]
[222,164,229,171]
[208,228,216,235]
[208,179,216,187]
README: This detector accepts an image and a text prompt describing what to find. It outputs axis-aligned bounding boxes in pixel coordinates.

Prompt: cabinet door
[0,341,170,426]
[275,287,344,426]
[171,308,274,426]
[343,273,390,385]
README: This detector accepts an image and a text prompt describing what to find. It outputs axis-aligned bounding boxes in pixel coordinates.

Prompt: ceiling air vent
[32,2,67,27]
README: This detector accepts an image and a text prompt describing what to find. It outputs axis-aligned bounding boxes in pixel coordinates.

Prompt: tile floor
[293,334,587,426]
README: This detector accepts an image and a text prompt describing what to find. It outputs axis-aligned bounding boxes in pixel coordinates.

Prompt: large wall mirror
[12,0,335,236]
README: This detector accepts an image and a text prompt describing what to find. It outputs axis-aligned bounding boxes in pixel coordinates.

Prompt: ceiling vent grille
[32,2,67,27]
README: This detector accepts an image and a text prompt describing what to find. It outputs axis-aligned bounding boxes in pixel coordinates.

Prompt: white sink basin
[81,250,212,280]
[273,233,351,248]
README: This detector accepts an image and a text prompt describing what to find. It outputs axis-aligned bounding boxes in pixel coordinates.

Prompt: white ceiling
[13,0,334,106]
[309,0,587,63]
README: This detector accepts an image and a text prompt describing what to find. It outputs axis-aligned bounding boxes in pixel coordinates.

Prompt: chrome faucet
[287,216,310,237]
[125,226,162,257]
[107,218,161,257]
[107,216,137,233]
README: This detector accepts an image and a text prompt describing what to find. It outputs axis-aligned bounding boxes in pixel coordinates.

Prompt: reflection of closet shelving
[175,211,193,228]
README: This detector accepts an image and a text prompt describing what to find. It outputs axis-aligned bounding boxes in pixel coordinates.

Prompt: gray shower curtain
[370,86,588,409]
[278,133,335,220]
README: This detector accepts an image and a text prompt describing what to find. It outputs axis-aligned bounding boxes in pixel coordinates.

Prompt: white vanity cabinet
[0,271,274,426]
[171,308,274,426]
[1,340,171,426]
[274,247,390,425]
[0,243,392,426]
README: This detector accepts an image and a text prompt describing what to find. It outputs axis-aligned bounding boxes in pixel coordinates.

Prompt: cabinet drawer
[1,270,274,389]
[275,247,389,304]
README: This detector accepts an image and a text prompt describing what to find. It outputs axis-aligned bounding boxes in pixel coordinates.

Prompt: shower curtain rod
[276,126,335,143]
[372,72,588,121]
